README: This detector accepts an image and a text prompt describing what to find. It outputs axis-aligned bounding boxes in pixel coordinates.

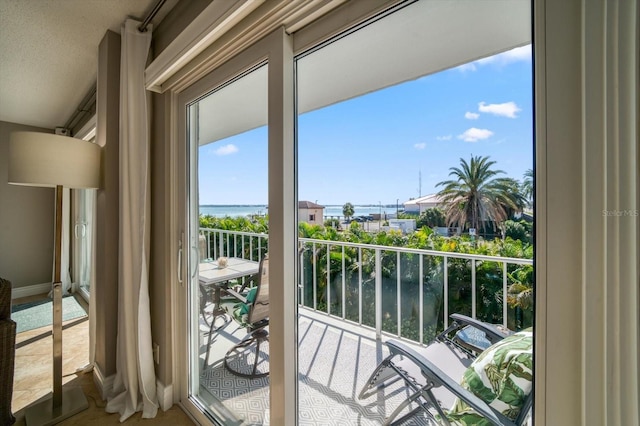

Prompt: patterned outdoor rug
[200,316,433,425]
[11,295,87,333]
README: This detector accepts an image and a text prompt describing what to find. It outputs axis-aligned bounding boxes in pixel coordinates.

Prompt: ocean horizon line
[200,203,399,207]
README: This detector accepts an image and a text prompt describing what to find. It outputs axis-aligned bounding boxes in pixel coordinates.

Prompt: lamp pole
[8,131,97,425]
[396,198,399,217]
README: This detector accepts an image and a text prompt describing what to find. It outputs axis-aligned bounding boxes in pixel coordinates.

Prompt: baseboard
[93,364,115,401]
[157,379,173,411]
[11,282,52,300]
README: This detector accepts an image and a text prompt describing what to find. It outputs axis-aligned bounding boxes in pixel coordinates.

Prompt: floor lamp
[8,131,100,425]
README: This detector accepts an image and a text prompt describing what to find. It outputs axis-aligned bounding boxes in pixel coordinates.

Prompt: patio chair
[219,254,270,378]
[359,316,531,426]
[437,313,513,356]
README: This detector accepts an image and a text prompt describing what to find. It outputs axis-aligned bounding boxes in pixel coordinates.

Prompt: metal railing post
[358,247,363,325]
[419,254,424,344]
[326,243,331,315]
[375,248,382,339]
[342,245,346,319]
[396,251,401,337]
[471,258,477,319]
[444,256,448,328]
[313,242,317,311]
[503,261,508,328]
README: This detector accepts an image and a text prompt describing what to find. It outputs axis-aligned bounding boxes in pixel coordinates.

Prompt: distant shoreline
[199,204,400,208]
[200,204,401,218]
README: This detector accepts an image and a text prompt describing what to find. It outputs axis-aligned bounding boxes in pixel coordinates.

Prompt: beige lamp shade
[8,131,100,189]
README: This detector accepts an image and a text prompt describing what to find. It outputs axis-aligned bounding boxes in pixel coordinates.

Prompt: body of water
[200,205,400,219]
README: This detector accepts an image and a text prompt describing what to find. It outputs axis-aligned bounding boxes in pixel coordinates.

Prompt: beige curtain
[581,0,638,423]
[105,18,158,421]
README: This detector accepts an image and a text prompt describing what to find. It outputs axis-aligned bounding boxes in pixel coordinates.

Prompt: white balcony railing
[200,227,533,345]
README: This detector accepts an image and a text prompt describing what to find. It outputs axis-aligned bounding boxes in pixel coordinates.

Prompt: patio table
[199,257,260,329]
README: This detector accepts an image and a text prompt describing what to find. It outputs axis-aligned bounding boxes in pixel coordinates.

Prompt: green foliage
[342,202,355,221]
[503,220,532,244]
[436,155,527,232]
[416,207,446,228]
[199,214,268,233]
[324,217,341,229]
[199,214,268,260]
[200,211,534,339]
[521,169,533,207]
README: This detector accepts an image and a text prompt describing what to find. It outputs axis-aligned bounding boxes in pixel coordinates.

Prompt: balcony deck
[196,227,533,424]
[199,307,433,425]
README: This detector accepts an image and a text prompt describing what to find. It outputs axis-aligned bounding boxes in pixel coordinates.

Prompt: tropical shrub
[504,219,532,244]
[416,207,446,228]
[200,212,534,340]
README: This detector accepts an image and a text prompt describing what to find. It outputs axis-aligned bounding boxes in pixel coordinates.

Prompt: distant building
[298,201,324,225]
[385,219,417,234]
[403,193,446,214]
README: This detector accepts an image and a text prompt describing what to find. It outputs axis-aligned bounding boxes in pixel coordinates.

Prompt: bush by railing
[199,216,533,344]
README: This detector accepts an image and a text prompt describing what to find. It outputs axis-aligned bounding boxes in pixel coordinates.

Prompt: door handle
[177,236,183,285]
[191,246,199,280]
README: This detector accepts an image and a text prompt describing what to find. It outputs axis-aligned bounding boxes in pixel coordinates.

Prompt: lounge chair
[219,255,270,378]
[359,315,532,425]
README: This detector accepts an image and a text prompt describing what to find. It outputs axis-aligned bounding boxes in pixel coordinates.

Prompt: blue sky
[199,45,533,206]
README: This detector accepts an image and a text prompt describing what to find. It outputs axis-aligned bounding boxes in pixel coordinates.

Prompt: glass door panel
[72,131,97,301]
[73,188,96,300]
[296,1,532,423]
[186,64,269,424]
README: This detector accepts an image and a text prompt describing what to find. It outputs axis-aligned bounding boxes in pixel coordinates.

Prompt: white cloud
[458,128,494,142]
[457,44,531,72]
[456,63,477,72]
[214,144,239,155]
[414,142,426,150]
[478,101,521,118]
[498,45,532,63]
[465,112,480,120]
[436,135,452,141]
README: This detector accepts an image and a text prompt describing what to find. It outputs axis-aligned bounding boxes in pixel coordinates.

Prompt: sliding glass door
[175,1,532,423]
[184,63,269,424]
[72,131,97,301]
[295,1,532,423]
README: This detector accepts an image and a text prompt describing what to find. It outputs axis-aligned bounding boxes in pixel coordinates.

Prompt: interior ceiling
[0,0,178,130]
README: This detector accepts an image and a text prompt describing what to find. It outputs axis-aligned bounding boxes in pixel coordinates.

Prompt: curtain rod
[64,85,96,133]
[138,0,167,32]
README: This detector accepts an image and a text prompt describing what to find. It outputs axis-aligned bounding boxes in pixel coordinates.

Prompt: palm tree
[342,202,355,222]
[436,155,525,232]
[521,169,533,208]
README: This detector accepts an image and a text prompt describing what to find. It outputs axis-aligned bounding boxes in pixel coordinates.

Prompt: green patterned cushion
[447,328,533,425]
[221,287,258,327]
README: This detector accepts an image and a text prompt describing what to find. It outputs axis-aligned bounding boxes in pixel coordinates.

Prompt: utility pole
[418,169,422,198]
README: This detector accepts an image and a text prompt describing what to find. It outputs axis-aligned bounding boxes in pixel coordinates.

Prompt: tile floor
[11,293,194,425]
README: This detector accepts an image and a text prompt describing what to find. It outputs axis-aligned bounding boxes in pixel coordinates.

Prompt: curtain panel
[105,18,158,421]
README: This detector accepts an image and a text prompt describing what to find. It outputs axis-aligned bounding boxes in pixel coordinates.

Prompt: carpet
[12,295,87,333]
